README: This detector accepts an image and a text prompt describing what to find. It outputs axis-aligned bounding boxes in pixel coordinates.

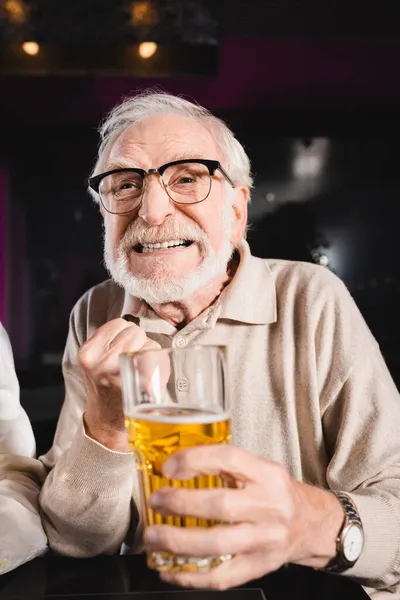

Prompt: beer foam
[129,404,230,424]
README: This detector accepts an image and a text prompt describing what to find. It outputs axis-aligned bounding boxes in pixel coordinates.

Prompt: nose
[138,176,175,226]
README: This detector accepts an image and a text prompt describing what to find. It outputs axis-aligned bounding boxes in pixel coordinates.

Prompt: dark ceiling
[222,0,400,37]
[1,0,400,48]
[0,0,400,132]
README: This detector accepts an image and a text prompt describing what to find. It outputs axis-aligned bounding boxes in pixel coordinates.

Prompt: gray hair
[89,89,253,202]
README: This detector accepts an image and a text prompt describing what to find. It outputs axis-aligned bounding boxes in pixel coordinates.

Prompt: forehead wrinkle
[106,148,214,172]
[104,119,221,171]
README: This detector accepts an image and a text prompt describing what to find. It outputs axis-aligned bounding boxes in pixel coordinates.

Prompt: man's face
[101,113,247,303]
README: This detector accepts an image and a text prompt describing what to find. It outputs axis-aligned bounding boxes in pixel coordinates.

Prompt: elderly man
[0,323,47,574]
[6,91,400,596]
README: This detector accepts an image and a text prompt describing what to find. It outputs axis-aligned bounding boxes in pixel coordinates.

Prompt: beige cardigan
[2,242,400,597]
[0,323,47,574]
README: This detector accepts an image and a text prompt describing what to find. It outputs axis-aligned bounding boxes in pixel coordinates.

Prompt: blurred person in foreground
[3,91,400,599]
[0,323,47,573]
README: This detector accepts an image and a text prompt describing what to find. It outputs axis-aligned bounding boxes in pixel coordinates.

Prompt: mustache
[119,217,206,250]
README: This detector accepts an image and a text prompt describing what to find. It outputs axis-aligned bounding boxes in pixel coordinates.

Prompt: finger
[108,322,148,353]
[79,322,149,387]
[160,552,274,590]
[149,486,267,522]
[89,318,136,346]
[144,523,264,557]
[162,445,268,483]
[98,326,149,378]
[78,318,135,367]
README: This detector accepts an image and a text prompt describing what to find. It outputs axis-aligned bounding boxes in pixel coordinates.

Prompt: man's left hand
[143,445,344,590]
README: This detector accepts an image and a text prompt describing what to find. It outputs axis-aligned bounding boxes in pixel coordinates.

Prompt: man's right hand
[77,318,160,451]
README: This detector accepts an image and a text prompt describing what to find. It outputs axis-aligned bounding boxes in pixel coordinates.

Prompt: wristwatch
[324,492,364,573]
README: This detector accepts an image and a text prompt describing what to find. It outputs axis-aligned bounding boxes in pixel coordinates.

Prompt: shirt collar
[120,294,175,335]
[216,240,277,325]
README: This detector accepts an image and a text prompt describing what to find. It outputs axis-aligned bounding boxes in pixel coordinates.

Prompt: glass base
[147,550,232,573]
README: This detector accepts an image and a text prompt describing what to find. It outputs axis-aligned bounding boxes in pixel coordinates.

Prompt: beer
[125,404,232,571]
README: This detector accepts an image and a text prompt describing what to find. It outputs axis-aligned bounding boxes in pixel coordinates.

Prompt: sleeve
[0,323,35,456]
[316,273,400,591]
[38,296,141,558]
[0,455,48,574]
[0,323,47,573]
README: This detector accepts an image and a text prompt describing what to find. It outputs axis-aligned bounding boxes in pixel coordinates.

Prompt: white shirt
[0,323,47,575]
[0,323,35,455]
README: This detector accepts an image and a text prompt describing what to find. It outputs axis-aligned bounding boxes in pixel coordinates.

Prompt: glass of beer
[119,345,232,573]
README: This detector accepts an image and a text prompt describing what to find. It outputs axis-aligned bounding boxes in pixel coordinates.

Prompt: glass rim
[120,344,230,416]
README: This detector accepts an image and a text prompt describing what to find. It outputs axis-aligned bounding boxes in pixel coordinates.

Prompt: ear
[230,186,249,245]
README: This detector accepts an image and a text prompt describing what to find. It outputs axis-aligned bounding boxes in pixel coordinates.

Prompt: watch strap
[324,492,363,573]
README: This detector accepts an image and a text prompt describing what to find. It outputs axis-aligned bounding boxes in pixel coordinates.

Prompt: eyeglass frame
[88,158,236,215]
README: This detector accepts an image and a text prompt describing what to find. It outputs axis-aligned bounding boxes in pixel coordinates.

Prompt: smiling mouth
[134,239,194,254]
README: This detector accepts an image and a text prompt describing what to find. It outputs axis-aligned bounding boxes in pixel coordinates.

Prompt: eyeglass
[88,159,235,215]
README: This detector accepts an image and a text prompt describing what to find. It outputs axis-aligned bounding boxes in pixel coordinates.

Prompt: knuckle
[213,528,228,555]
[176,574,195,589]
[225,445,242,468]
[276,523,291,549]
[125,324,147,345]
[165,488,184,512]
[97,374,115,390]
[209,571,230,591]
[273,496,295,527]
[174,448,193,471]
[135,329,148,347]
[282,500,295,524]
[77,342,93,369]
[152,526,171,549]
[219,491,234,522]
[160,530,180,554]
[143,338,162,351]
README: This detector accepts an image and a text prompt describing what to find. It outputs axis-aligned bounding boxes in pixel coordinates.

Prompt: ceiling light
[22,41,39,55]
[5,0,27,23]
[138,41,157,59]
[131,1,158,26]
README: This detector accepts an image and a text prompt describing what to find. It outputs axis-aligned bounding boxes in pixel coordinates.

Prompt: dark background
[0,0,399,454]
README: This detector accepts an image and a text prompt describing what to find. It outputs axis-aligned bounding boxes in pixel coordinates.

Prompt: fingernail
[163,458,177,478]
[149,492,163,508]
[122,314,138,324]
[144,528,159,545]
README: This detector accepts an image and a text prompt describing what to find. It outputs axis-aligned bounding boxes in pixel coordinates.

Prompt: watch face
[343,525,364,562]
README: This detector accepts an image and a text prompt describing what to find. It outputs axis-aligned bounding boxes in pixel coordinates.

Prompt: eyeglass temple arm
[218,165,235,188]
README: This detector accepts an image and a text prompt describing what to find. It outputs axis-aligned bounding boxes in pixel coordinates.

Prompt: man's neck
[149,267,235,329]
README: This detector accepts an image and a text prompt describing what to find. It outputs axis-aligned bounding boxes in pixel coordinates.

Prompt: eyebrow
[170,152,208,162]
[104,157,139,171]
[104,152,209,172]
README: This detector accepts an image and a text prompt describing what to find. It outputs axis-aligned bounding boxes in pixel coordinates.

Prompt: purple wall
[1,39,400,130]
[96,39,400,112]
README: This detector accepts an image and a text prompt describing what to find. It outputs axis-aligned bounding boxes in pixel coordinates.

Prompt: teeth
[141,239,188,253]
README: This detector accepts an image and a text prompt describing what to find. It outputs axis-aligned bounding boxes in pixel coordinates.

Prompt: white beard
[103,202,234,304]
